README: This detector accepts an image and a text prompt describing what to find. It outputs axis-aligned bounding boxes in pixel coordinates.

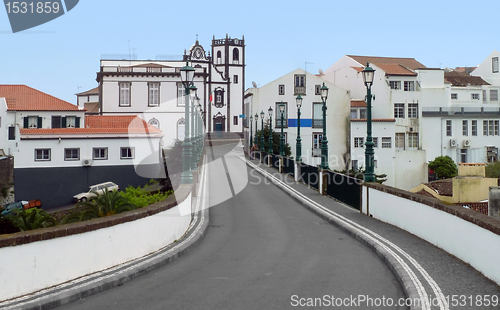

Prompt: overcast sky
[1,0,499,104]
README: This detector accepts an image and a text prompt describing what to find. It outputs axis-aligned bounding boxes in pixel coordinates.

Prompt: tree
[75,188,137,220]
[485,161,500,179]
[254,122,292,156]
[7,208,57,231]
[428,156,458,179]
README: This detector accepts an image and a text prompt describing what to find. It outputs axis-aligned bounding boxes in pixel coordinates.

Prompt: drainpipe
[440,118,443,156]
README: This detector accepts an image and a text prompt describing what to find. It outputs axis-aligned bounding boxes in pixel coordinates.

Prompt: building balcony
[422,107,500,117]
[294,86,306,95]
[312,119,323,128]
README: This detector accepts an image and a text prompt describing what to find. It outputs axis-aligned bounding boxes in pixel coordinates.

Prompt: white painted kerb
[364,186,500,286]
[0,194,192,302]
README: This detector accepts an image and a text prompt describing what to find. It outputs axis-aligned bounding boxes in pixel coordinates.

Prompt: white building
[323,55,428,189]
[323,54,500,190]
[0,85,163,208]
[93,35,245,148]
[244,69,351,170]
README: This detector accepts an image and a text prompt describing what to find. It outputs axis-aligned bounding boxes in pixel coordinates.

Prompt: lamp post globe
[295,95,302,162]
[320,82,329,170]
[179,61,195,184]
[362,63,376,182]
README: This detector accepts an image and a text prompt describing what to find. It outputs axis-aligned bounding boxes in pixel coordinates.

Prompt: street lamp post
[179,61,195,184]
[189,84,197,170]
[362,63,376,182]
[196,97,202,159]
[279,103,285,156]
[249,115,253,151]
[254,113,258,147]
[260,111,265,152]
[295,95,302,162]
[268,106,273,154]
[320,83,329,170]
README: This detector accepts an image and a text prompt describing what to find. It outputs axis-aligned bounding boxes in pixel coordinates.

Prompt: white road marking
[245,159,448,310]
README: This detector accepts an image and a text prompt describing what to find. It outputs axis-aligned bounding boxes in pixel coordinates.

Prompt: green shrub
[120,185,172,208]
[7,208,57,231]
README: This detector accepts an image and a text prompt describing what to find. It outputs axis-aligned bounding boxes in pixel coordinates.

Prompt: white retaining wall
[363,186,500,285]
[0,193,192,301]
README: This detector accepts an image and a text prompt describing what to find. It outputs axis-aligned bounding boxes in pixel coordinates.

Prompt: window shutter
[23,117,29,128]
[75,117,81,128]
[37,117,43,128]
[61,117,67,128]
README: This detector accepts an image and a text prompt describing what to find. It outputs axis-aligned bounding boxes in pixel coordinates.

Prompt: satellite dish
[252,81,257,88]
[318,69,324,76]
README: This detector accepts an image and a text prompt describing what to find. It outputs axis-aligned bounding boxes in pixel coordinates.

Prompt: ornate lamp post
[279,102,285,156]
[249,115,253,151]
[362,63,376,182]
[295,95,302,162]
[260,110,265,151]
[179,61,195,184]
[254,113,258,147]
[320,83,329,170]
[195,98,202,160]
[268,106,273,154]
[189,83,198,169]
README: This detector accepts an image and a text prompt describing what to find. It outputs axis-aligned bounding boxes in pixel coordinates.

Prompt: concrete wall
[14,164,159,209]
[0,185,192,302]
[363,183,500,286]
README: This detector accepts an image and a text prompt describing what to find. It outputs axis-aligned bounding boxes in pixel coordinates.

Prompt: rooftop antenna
[305,62,313,74]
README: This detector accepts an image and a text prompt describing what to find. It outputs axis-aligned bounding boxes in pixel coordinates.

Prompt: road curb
[245,159,421,310]
[6,203,210,310]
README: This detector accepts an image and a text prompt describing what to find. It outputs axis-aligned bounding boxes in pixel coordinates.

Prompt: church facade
[91,34,245,148]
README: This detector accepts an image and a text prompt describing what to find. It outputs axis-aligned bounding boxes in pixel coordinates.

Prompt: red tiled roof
[351,100,367,107]
[0,85,82,111]
[444,71,490,86]
[425,179,453,197]
[351,66,364,73]
[84,102,100,113]
[351,119,396,122]
[76,87,99,96]
[20,115,161,135]
[347,55,426,70]
[376,64,417,76]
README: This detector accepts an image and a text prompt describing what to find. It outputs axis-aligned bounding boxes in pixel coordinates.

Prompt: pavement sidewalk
[246,157,500,310]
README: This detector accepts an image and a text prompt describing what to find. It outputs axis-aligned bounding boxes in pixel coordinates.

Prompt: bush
[7,208,57,231]
[428,156,458,179]
[486,161,500,179]
[120,185,173,208]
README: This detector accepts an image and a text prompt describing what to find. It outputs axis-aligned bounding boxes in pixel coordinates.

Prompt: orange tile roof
[0,85,82,111]
[351,119,396,122]
[348,55,426,70]
[76,86,99,96]
[20,115,162,135]
[376,64,417,76]
[351,100,367,107]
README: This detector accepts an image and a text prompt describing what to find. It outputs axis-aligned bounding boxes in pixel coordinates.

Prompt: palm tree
[76,188,137,220]
[8,208,57,231]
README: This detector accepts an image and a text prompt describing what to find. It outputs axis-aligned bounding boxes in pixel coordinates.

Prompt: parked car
[73,182,119,202]
[0,199,41,216]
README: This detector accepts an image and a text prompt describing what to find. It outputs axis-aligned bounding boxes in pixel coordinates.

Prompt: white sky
[1,0,499,104]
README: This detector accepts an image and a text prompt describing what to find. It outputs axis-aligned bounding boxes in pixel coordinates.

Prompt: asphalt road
[58,142,406,310]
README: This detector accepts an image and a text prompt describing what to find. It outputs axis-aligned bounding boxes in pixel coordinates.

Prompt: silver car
[73,182,119,202]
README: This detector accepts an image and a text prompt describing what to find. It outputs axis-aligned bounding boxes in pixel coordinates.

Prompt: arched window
[148,118,160,129]
[177,118,185,140]
[232,48,239,64]
[217,50,222,64]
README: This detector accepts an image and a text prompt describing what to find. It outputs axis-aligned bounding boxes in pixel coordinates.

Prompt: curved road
[59,142,406,309]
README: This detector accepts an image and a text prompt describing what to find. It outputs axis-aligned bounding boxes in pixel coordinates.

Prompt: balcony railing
[422,107,500,116]
[294,86,306,95]
[312,119,323,128]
